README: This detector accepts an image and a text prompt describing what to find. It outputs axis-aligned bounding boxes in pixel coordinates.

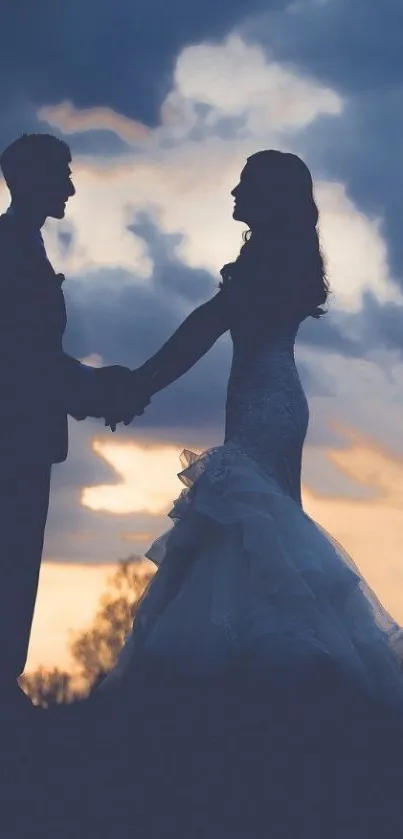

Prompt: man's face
[18,160,76,220]
[39,161,76,219]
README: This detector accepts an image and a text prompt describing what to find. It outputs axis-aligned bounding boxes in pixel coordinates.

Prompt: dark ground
[2,657,403,839]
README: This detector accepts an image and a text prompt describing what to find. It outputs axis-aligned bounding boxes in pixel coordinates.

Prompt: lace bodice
[224,324,308,505]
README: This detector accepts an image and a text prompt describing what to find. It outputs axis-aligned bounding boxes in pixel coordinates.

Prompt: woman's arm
[135,290,229,395]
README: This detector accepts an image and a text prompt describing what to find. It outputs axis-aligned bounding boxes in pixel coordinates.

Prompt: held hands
[97,366,152,432]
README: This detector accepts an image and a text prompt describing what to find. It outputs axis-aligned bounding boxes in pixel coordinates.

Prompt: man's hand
[101,367,152,431]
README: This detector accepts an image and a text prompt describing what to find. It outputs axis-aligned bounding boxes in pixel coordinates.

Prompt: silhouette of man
[0,133,148,708]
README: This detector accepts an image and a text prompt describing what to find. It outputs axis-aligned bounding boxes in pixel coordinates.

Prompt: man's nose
[68,180,76,197]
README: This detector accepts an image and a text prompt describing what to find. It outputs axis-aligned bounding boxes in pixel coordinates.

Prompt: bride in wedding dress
[93,150,403,839]
[103,150,403,708]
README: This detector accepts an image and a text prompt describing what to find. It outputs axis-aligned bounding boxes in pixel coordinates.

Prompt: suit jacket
[0,213,104,466]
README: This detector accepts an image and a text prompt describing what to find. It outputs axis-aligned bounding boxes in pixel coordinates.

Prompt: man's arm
[61,355,101,420]
[61,355,149,421]
[0,225,143,425]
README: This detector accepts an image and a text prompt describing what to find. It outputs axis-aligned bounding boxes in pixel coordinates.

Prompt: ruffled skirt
[106,443,403,709]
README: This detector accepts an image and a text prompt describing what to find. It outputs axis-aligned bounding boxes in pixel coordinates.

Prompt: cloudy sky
[2,0,403,672]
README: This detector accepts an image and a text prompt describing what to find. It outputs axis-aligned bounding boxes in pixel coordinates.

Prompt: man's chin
[48,206,66,220]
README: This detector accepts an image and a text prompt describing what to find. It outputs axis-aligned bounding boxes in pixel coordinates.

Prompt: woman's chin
[232,207,249,224]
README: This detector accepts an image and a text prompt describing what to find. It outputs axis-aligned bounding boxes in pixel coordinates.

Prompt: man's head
[0,133,75,222]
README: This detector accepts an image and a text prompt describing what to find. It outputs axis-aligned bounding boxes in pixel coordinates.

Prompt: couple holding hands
[2,131,403,732]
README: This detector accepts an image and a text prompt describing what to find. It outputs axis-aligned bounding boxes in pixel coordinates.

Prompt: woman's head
[231,150,318,232]
[222,150,329,322]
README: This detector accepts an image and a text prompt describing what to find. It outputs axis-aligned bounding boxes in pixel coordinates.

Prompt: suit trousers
[0,460,51,679]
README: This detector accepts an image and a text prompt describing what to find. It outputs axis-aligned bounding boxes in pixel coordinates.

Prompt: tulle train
[108,443,403,708]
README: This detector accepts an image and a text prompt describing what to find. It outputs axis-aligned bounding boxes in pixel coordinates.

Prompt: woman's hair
[220,150,330,322]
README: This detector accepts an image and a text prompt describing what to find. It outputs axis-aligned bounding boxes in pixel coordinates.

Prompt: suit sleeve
[61,354,105,420]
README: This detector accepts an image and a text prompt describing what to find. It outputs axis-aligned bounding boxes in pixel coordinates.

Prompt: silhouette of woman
[102,150,403,711]
[82,150,403,839]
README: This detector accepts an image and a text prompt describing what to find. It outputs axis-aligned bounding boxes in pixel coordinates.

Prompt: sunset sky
[1,0,403,673]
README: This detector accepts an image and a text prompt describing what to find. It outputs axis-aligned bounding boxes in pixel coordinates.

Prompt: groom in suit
[0,133,148,709]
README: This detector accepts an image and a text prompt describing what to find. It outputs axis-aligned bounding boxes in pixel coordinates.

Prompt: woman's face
[231,162,275,229]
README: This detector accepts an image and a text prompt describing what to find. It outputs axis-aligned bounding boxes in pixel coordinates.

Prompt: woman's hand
[104,368,152,431]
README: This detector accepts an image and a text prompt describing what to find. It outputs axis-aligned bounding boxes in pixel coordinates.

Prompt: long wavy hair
[220,150,330,323]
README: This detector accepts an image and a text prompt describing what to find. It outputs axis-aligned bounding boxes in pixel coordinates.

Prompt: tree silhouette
[22,556,154,705]
[20,666,78,707]
[70,556,154,691]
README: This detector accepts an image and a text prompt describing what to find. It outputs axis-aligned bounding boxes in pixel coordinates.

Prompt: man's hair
[0,133,71,192]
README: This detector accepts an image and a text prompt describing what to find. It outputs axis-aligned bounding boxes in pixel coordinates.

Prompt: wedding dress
[103,314,403,709]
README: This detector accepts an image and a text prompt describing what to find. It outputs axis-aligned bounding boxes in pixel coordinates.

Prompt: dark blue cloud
[295,93,403,284]
[63,216,217,367]
[351,292,403,355]
[45,479,165,564]
[246,0,403,95]
[51,420,118,489]
[298,313,362,359]
[244,0,403,284]
[0,0,287,151]
[59,131,134,159]
[45,420,173,562]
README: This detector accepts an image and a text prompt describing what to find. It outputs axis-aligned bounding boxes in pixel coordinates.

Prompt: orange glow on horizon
[81,439,186,515]
[26,429,403,673]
